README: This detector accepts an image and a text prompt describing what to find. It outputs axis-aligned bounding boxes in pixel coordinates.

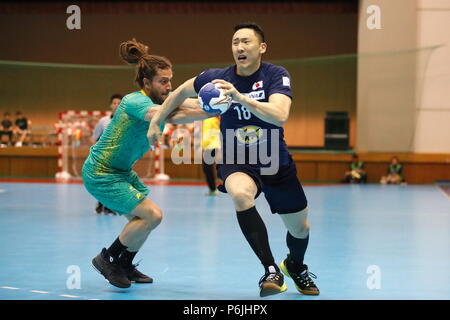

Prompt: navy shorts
[217,159,308,214]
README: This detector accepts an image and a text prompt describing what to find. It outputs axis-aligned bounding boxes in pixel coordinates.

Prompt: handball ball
[198,82,232,115]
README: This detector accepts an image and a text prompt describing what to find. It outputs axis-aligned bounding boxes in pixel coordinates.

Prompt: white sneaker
[15,142,22,147]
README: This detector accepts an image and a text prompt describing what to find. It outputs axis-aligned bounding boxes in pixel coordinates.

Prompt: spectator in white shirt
[92,94,123,142]
[92,94,123,215]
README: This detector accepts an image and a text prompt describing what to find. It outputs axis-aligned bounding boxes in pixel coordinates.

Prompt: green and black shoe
[280,255,319,295]
[92,248,131,288]
[258,266,288,297]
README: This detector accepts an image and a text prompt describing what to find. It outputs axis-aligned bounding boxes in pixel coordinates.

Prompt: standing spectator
[343,153,367,184]
[201,116,221,196]
[14,111,31,147]
[91,94,123,215]
[380,156,405,184]
[0,112,14,146]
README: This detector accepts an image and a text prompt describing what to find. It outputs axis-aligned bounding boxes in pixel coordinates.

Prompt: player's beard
[149,90,170,105]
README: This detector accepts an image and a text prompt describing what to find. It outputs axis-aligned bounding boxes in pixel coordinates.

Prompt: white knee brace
[281,207,310,239]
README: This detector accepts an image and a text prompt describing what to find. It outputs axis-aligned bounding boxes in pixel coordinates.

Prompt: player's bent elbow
[272,107,289,126]
[281,109,291,123]
[277,118,287,127]
[275,115,288,127]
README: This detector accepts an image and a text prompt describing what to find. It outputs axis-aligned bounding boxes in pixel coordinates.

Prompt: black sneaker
[125,263,153,283]
[95,202,104,214]
[279,256,319,295]
[103,207,117,215]
[92,248,131,288]
[258,266,287,297]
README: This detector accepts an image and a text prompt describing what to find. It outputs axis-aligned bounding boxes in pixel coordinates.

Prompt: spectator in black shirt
[0,112,14,146]
[14,111,31,147]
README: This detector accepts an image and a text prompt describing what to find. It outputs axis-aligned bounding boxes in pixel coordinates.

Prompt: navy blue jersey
[194,62,293,169]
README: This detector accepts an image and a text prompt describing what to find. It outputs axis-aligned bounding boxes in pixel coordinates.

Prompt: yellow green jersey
[85,90,162,173]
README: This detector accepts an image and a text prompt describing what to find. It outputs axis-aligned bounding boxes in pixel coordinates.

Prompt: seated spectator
[0,112,14,146]
[380,156,405,184]
[91,93,123,215]
[14,111,31,147]
[343,153,367,184]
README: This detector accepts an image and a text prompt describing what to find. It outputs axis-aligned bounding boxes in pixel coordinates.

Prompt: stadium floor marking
[1,285,95,299]
[59,294,80,298]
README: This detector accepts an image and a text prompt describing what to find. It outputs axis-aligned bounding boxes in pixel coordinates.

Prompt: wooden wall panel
[296,162,317,182]
[364,163,390,183]
[30,158,49,177]
[9,158,29,176]
[316,162,350,182]
[405,164,450,184]
[46,158,58,177]
[0,158,10,175]
[1,148,449,184]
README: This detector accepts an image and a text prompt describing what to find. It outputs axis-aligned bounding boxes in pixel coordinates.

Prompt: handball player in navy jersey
[148,22,319,297]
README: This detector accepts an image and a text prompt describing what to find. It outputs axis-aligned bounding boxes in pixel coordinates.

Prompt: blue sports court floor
[0,182,449,300]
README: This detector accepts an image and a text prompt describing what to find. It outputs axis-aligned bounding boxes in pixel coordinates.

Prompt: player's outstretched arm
[145,100,219,124]
[168,99,220,124]
[147,77,197,147]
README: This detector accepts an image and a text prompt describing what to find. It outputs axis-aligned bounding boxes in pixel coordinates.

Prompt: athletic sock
[286,231,309,272]
[236,206,278,272]
[107,237,128,262]
[118,250,138,268]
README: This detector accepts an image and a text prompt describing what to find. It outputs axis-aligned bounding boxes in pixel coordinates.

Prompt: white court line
[161,267,169,274]
[2,285,96,300]
[436,184,450,199]
[59,294,79,298]
[30,290,50,294]
[0,189,6,193]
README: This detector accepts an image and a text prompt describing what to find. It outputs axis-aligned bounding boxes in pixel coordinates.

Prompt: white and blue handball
[198,82,232,115]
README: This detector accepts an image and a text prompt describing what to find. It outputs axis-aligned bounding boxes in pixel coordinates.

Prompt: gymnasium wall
[0,1,358,148]
[357,0,450,153]
[357,0,418,152]
[413,0,450,153]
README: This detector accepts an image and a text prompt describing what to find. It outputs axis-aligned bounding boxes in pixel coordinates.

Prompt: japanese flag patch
[252,81,263,90]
